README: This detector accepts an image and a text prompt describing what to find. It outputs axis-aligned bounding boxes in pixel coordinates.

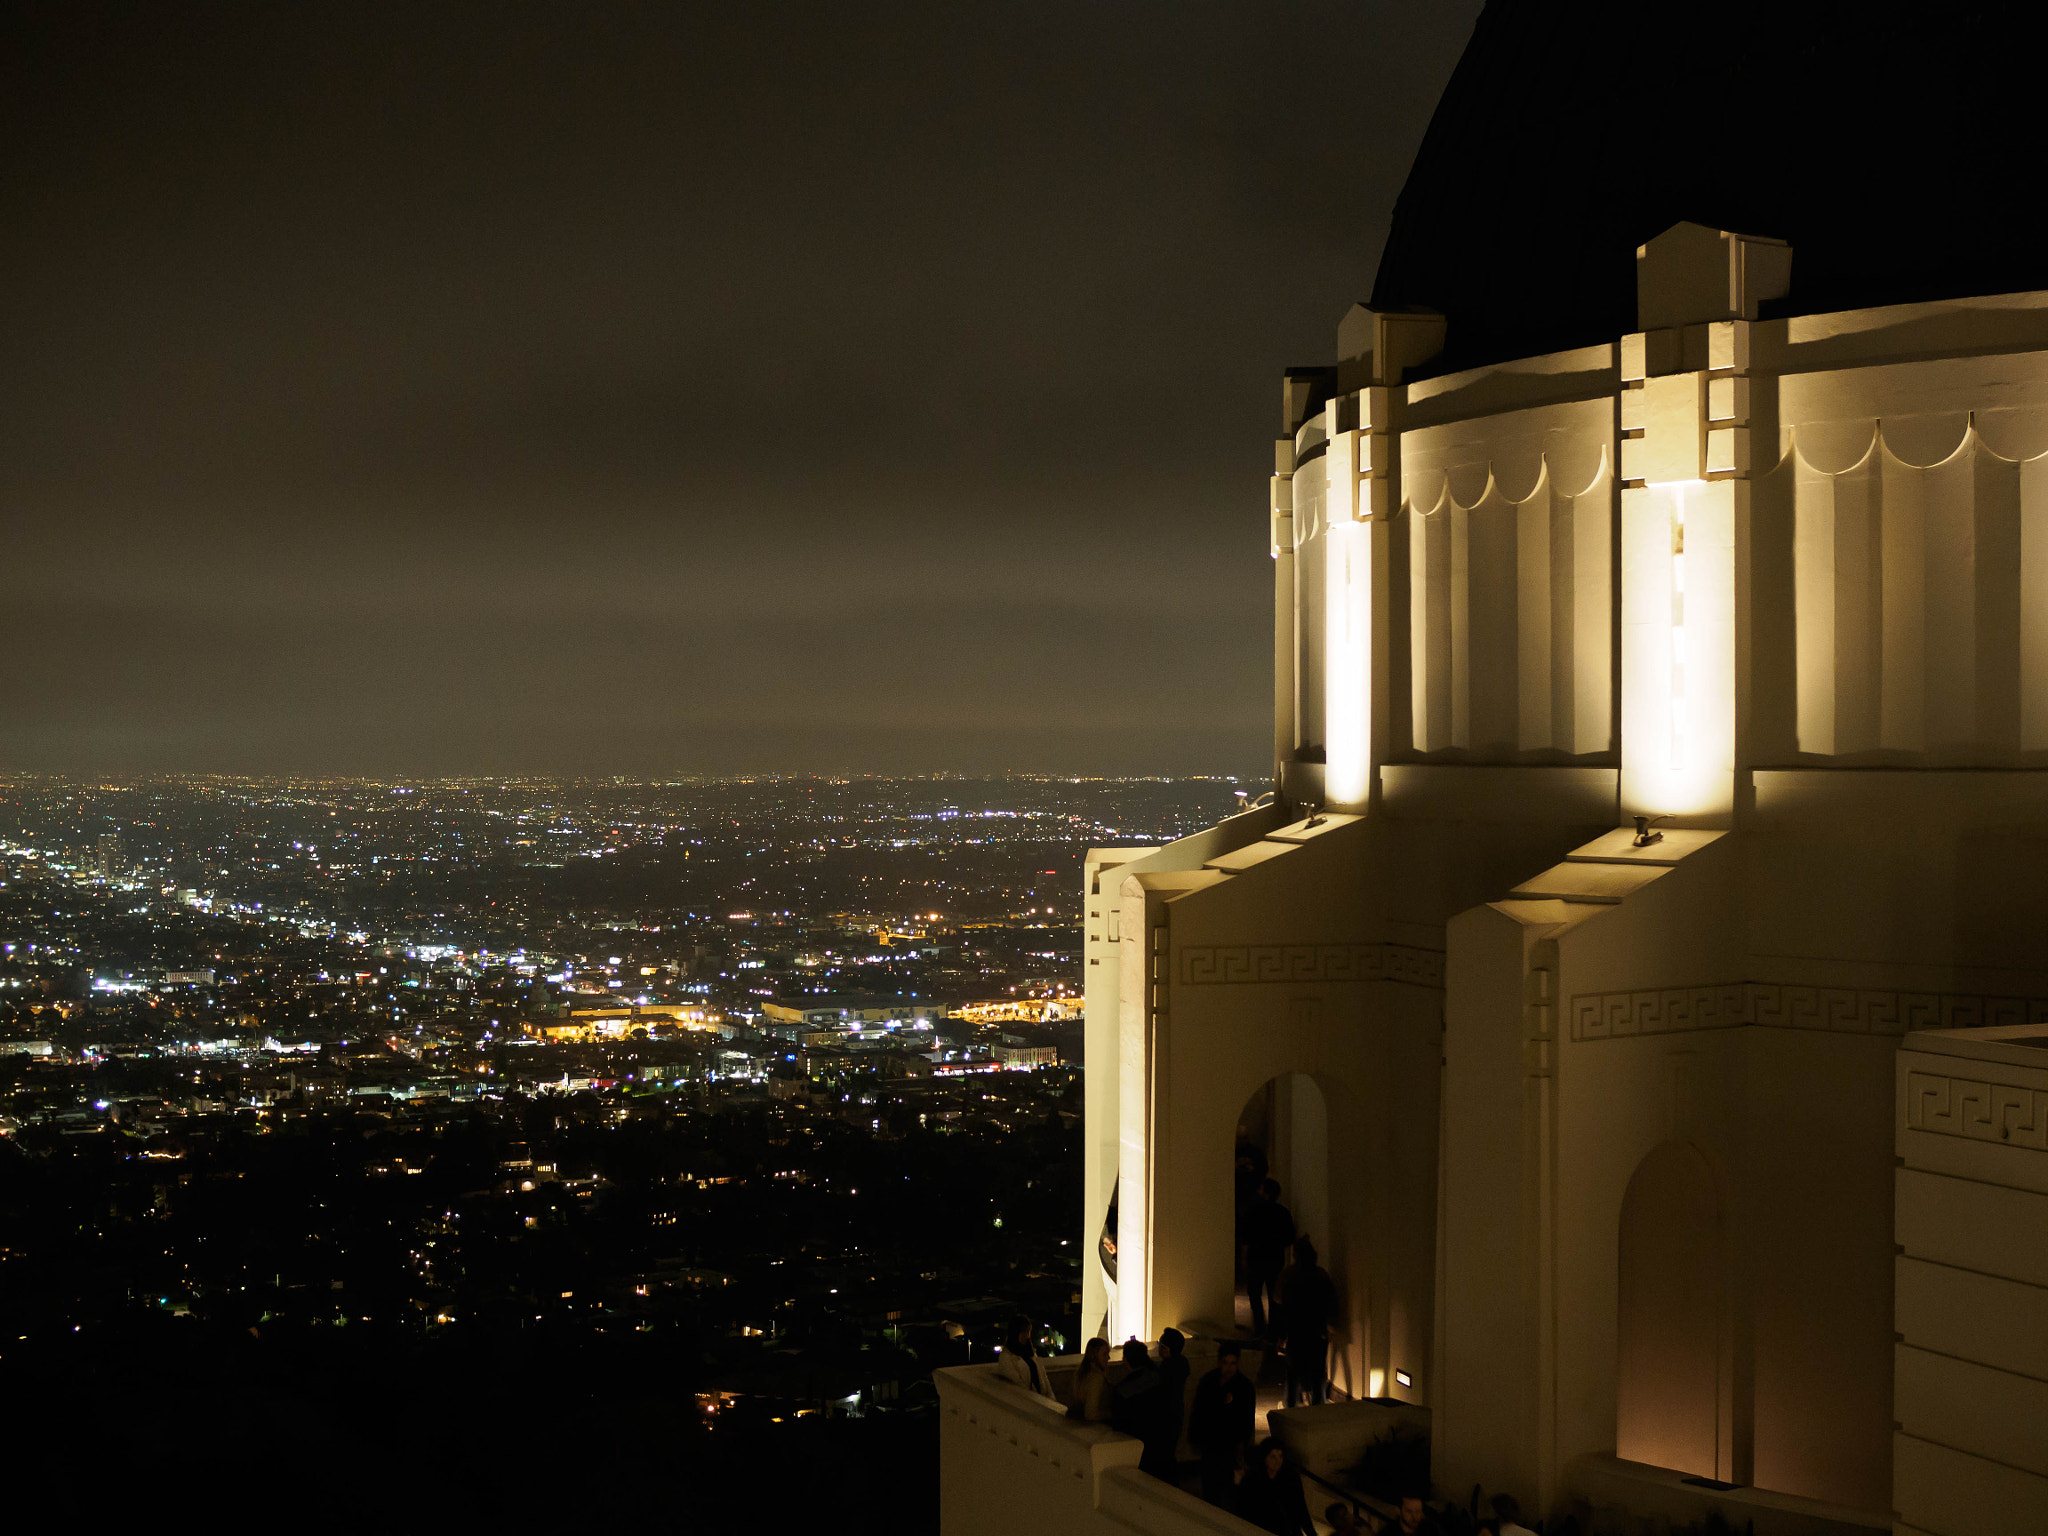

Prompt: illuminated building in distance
[941,9,2048,1534]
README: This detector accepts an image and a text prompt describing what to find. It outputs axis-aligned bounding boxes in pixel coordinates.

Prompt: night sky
[3,2,1479,777]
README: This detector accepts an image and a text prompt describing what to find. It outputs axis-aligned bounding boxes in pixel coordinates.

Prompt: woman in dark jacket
[1237,1437,1314,1536]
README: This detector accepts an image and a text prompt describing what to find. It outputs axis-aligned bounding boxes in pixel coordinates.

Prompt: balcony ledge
[937,1362,1272,1536]
[1566,1453,1890,1536]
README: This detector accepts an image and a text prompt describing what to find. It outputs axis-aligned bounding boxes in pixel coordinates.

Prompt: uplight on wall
[1324,519,1372,809]
[1623,474,1734,824]
[1670,483,1688,771]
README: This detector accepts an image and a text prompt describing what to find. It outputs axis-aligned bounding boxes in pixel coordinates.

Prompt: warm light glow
[1624,477,1731,823]
[1670,483,1688,771]
[1325,519,1372,809]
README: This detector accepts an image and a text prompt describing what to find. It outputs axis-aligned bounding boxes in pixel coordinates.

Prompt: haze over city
[1,9,1498,1527]
[0,9,1499,1531]
[3,2,1479,779]
[13,5,2046,1535]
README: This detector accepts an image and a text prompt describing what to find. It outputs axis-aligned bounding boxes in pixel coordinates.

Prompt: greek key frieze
[1176,942,1444,989]
[1570,983,2048,1042]
[1570,985,1749,1041]
[1906,1070,2048,1151]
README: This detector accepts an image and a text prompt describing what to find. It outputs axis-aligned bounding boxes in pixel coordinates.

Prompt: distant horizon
[2,5,1477,783]
[0,766,1265,786]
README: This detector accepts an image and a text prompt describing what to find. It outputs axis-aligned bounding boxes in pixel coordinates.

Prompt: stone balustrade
[937,1361,1270,1536]
[1566,1454,1892,1536]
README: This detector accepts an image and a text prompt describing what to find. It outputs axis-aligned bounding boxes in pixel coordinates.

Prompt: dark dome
[1372,1,2042,375]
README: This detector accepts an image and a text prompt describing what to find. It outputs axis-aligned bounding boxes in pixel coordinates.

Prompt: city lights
[0,771,1239,1475]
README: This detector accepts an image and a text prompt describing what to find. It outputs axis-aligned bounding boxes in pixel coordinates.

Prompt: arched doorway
[1616,1140,1728,1479]
[1233,1073,1329,1337]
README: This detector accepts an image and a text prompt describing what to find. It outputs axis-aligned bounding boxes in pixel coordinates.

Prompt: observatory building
[940,8,2048,1535]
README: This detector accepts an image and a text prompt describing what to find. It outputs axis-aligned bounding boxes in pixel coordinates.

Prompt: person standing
[1245,1179,1295,1339]
[1112,1339,1174,1477]
[995,1313,1054,1399]
[1278,1238,1335,1406]
[1233,1146,1264,1289]
[1237,1438,1314,1536]
[1189,1343,1256,1506]
[1067,1337,1113,1422]
[1154,1328,1191,1472]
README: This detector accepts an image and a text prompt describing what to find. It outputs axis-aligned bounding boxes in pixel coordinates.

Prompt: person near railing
[1189,1342,1256,1505]
[1154,1327,1190,1474]
[1237,1437,1315,1535]
[1278,1236,1335,1406]
[994,1313,1054,1400]
[1111,1337,1178,1479]
[1066,1337,1114,1422]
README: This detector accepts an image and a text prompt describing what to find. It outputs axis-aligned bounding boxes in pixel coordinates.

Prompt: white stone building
[939,12,2048,1534]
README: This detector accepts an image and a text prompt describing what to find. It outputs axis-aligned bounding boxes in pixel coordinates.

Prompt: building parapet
[1094,1468,1268,1536]
[936,1362,1269,1536]
[1566,1454,1889,1536]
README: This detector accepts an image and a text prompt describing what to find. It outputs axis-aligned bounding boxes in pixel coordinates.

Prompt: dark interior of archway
[1235,1087,1276,1334]
[1233,1077,1329,1341]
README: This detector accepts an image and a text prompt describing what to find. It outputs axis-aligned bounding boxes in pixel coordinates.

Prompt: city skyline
[14,6,2048,1533]
[0,769,1176,1525]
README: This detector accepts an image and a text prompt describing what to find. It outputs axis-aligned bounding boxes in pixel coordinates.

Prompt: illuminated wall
[1070,230,2048,1535]
[1279,338,1618,818]
[1401,400,1613,761]
[1754,393,2048,765]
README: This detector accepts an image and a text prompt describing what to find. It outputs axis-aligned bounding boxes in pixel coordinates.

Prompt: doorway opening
[1233,1073,1329,1340]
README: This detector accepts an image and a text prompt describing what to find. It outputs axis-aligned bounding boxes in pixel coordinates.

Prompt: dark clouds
[0,1,1479,775]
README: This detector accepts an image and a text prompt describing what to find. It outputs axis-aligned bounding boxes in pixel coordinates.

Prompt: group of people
[996,1314,1551,1536]
[1001,1317,1190,1478]
[1084,1330,1192,1478]
[1057,1327,1316,1533]
[996,1317,1327,1534]
[1238,1484,1528,1536]
[1238,1162,1339,1407]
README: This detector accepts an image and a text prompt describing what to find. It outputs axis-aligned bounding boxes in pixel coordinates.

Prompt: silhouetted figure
[1155,1327,1191,1471]
[1237,1141,1269,1184]
[1244,1178,1295,1337]
[995,1313,1053,1399]
[1279,1237,1335,1406]
[1113,1338,1177,1478]
[1237,1438,1314,1535]
[1325,1502,1370,1535]
[1234,1144,1266,1282]
[1190,1343,1256,1506]
[1491,1494,1536,1536]
[1067,1337,1113,1422]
